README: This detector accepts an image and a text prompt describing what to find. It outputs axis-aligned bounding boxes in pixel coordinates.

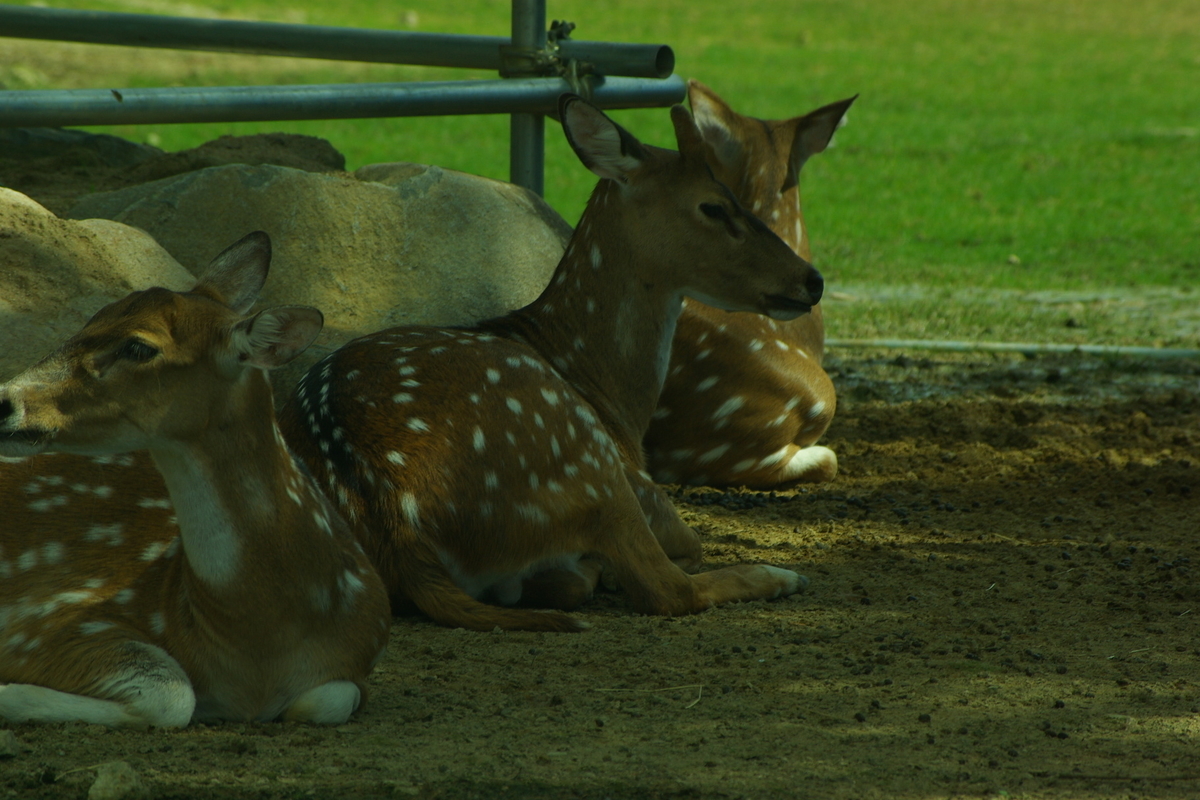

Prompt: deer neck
[495,182,681,456]
[148,370,333,591]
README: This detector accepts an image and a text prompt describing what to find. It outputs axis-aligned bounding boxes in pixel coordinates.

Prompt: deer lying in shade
[0,233,390,728]
[278,95,825,632]
[647,80,856,489]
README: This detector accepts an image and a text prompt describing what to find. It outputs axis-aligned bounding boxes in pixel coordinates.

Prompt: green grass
[3,0,1198,298]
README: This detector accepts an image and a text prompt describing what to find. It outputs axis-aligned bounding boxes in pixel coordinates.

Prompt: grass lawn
[2,0,1198,345]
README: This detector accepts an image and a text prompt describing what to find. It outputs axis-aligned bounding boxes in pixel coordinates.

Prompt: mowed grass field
[2,0,1198,345]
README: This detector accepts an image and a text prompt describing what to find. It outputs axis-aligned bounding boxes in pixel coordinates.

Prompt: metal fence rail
[0,1,684,195]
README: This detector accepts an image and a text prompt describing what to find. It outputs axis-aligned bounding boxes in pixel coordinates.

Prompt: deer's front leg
[0,637,194,729]
[627,467,703,571]
[281,680,363,725]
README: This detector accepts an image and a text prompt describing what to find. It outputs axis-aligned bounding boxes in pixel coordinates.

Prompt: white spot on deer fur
[313,510,333,537]
[749,340,765,352]
[287,487,303,505]
[80,621,116,636]
[473,426,486,453]
[759,445,793,469]
[141,541,169,561]
[40,541,65,565]
[515,503,549,525]
[534,412,545,429]
[550,435,561,459]
[733,458,757,473]
[149,612,166,636]
[506,397,523,414]
[83,578,105,589]
[590,244,602,269]
[696,376,719,391]
[114,589,135,605]
[487,368,502,384]
[807,401,826,419]
[506,431,517,446]
[401,492,420,529]
[795,218,804,247]
[712,396,746,420]
[529,472,540,490]
[484,471,499,490]
[586,298,596,314]
[310,584,333,613]
[393,392,414,404]
[387,451,406,466]
[137,497,171,510]
[17,549,38,571]
[769,412,789,427]
[407,418,430,433]
[339,569,365,598]
[699,444,731,464]
[783,397,801,412]
[695,349,711,361]
[651,407,670,420]
[584,484,599,500]
[573,337,585,351]
[770,208,780,221]
[28,495,68,512]
[539,387,559,406]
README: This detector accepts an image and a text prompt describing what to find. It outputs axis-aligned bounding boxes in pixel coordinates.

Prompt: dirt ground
[0,349,1195,800]
[2,135,1200,799]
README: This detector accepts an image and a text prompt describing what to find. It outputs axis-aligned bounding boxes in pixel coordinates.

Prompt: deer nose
[806,269,824,303]
[0,397,14,426]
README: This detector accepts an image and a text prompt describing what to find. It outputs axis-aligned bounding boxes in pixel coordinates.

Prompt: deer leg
[519,558,604,611]
[627,467,702,570]
[0,639,194,729]
[395,541,589,632]
[778,444,838,483]
[593,490,806,616]
[282,680,363,724]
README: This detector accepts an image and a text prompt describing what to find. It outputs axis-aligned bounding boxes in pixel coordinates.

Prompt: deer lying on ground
[278,95,824,632]
[646,80,856,488]
[0,233,390,727]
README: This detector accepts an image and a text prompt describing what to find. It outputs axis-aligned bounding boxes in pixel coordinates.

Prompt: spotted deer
[278,95,823,632]
[645,80,856,488]
[0,232,390,728]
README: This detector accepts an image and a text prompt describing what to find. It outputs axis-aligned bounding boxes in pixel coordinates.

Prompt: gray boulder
[67,162,572,391]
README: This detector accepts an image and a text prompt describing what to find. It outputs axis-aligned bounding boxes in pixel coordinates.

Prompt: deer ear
[230,306,324,370]
[783,95,857,192]
[687,79,743,171]
[193,231,272,315]
[668,104,709,165]
[559,94,648,183]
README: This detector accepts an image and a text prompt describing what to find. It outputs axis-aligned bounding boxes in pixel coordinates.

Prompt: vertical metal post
[509,0,545,195]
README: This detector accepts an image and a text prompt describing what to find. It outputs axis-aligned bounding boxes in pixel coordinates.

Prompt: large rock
[0,187,194,380]
[67,162,573,391]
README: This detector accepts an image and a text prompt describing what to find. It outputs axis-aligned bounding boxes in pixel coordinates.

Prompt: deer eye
[700,203,731,222]
[115,338,159,363]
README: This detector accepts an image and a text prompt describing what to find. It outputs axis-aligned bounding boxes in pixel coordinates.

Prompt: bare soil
[0,349,1196,800]
[2,134,1199,800]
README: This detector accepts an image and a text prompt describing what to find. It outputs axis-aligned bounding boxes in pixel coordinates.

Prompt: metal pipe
[0,4,673,79]
[826,338,1200,359]
[0,76,686,128]
[509,0,547,195]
